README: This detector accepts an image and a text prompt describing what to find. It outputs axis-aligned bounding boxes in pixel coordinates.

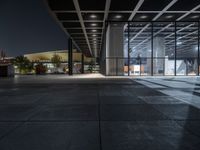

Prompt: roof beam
[54,10,200,14]
[65,27,102,29]
[99,0,111,55]
[153,0,178,21]
[177,4,200,21]
[129,0,178,43]
[61,20,103,23]
[123,0,145,30]
[128,0,145,21]
[131,3,200,53]
[73,0,93,56]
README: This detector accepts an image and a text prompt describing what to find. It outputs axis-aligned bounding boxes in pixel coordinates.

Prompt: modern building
[24,50,98,74]
[1,1,200,150]
[45,0,200,76]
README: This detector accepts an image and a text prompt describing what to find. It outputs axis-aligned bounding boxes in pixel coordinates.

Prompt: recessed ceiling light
[115,15,122,19]
[166,15,173,19]
[191,15,199,19]
[90,14,97,19]
[92,29,97,32]
[92,34,97,37]
[177,41,182,45]
[91,23,97,26]
[140,15,148,19]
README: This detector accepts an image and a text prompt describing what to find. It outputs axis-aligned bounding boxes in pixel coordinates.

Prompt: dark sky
[0,0,69,57]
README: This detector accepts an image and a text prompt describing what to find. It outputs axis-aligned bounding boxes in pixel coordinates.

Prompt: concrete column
[106,23,124,75]
[153,36,165,74]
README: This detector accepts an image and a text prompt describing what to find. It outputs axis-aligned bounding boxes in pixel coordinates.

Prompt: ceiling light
[140,15,148,19]
[91,23,97,26]
[92,29,97,32]
[166,15,173,19]
[115,15,122,19]
[191,15,199,19]
[177,41,182,45]
[90,14,97,19]
[92,34,97,37]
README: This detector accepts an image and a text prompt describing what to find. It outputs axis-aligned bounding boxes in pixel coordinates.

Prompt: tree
[35,63,47,75]
[12,56,33,74]
[51,54,62,73]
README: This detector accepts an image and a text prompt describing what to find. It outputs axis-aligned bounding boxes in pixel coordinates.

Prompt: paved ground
[0,75,200,150]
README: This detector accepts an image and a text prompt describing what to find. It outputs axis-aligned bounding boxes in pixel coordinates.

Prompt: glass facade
[105,21,200,76]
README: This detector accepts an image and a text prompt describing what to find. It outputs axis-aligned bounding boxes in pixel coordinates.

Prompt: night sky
[0,0,69,57]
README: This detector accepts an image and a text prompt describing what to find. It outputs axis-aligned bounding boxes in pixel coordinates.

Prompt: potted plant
[88,60,95,73]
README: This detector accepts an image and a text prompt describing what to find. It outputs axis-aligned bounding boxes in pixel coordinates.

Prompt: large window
[153,22,175,76]
[176,22,198,76]
[106,21,200,76]
[129,22,152,76]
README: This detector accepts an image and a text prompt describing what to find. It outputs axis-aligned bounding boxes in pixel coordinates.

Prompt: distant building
[24,50,97,74]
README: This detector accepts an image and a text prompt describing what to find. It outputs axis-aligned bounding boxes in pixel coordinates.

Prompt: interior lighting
[90,14,97,19]
[140,15,148,19]
[115,15,122,19]
[91,23,97,26]
[191,15,199,19]
[166,15,173,19]
[177,41,182,45]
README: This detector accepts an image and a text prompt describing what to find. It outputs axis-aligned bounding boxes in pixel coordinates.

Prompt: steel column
[198,21,200,76]
[81,53,84,74]
[151,22,154,76]
[68,38,73,75]
[128,22,130,76]
[175,22,177,76]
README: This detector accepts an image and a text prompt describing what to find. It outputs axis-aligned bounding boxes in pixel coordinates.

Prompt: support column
[128,22,130,76]
[68,38,73,75]
[81,53,84,74]
[153,36,165,74]
[106,23,124,76]
[198,21,200,76]
[175,22,177,76]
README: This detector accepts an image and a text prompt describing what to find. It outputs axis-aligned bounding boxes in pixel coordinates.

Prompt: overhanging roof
[45,0,200,57]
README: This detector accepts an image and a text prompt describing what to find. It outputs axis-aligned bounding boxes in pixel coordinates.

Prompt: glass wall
[153,22,175,76]
[176,22,198,76]
[129,22,152,76]
[105,21,200,76]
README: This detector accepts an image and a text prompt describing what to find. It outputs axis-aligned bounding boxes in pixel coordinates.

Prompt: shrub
[35,63,47,75]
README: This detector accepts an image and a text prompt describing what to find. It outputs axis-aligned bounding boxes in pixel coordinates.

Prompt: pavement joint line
[97,85,103,150]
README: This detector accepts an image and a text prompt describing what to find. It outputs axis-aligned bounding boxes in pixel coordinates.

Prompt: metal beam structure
[73,0,93,56]
[46,0,200,76]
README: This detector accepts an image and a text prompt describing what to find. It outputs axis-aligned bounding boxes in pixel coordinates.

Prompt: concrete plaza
[0,75,200,150]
